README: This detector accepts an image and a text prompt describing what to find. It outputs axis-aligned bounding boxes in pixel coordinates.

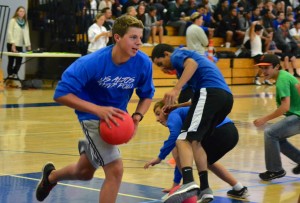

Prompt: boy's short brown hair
[112,15,144,43]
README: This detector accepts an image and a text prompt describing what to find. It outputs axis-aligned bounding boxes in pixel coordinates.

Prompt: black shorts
[178,88,233,142]
[202,122,239,165]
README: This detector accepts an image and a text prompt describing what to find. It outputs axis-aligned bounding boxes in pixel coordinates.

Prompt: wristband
[132,112,144,121]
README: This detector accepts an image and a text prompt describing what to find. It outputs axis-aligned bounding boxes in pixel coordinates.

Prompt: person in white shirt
[87,13,111,53]
[289,20,300,43]
[6,6,31,77]
[186,12,208,55]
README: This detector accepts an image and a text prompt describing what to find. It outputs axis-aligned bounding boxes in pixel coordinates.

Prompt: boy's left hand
[144,157,162,169]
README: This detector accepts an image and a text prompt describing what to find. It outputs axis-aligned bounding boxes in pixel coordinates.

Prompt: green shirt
[276,70,300,117]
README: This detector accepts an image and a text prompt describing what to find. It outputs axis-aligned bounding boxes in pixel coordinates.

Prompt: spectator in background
[126,6,138,17]
[273,11,285,30]
[214,0,229,23]
[196,4,216,38]
[218,6,245,47]
[166,0,188,36]
[87,13,110,53]
[238,9,251,32]
[184,0,198,16]
[274,19,300,77]
[122,0,139,14]
[145,6,164,45]
[249,22,273,86]
[262,8,276,34]
[112,0,123,17]
[6,6,31,78]
[98,0,113,11]
[186,12,208,55]
[101,7,114,46]
[289,20,300,44]
[137,4,152,46]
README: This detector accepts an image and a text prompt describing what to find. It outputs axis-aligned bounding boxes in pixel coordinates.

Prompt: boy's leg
[100,159,123,203]
[260,115,300,180]
[36,153,96,201]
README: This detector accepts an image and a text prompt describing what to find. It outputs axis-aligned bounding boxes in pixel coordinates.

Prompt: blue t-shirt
[158,107,232,160]
[54,45,155,121]
[170,48,232,94]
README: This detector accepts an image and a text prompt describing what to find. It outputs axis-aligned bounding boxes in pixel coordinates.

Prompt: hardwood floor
[0,85,299,203]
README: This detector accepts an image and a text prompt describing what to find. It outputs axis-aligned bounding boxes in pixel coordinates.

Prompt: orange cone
[207,39,214,62]
[167,157,176,165]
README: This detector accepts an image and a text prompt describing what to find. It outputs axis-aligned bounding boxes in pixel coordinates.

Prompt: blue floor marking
[0,172,255,203]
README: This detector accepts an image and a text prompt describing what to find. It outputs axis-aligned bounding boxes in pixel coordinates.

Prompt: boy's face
[153,53,173,74]
[259,65,278,79]
[114,27,143,57]
[154,106,167,126]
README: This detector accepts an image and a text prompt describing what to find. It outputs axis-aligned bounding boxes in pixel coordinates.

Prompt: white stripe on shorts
[188,88,207,132]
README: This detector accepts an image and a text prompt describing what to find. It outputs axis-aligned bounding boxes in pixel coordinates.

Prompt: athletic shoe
[227,186,249,199]
[259,170,286,181]
[263,80,273,86]
[36,162,57,201]
[254,78,261,86]
[163,181,200,203]
[197,187,214,203]
[292,164,300,174]
[294,73,300,77]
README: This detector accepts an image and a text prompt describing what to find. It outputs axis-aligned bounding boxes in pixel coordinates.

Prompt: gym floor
[0,85,299,203]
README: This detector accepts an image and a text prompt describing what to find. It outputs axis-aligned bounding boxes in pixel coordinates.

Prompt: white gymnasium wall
[1,0,28,79]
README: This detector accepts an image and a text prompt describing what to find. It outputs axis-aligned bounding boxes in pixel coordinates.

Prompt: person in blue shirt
[144,100,248,200]
[35,15,155,203]
[151,44,233,203]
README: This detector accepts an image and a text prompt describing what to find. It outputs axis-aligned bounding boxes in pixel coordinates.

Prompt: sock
[199,171,209,190]
[232,182,243,191]
[182,167,194,184]
[293,68,298,74]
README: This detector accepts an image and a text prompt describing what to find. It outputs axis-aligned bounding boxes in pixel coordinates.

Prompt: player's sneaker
[163,181,200,203]
[263,80,273,86]
[227,186,249,199]
[197,187,214,203]
[259,170,286,181]
[36,162,57,201]
[292,164,300,174]
[254,77,261,86]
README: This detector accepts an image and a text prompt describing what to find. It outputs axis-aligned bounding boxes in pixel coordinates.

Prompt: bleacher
[141,35,259,87]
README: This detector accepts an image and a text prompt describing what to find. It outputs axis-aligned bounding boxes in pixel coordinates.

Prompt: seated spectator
[112,0,122,17]
[166,0,188,36]
[145,6,164,45]
[272,11,285,30]
[217,6,245,47]
[126,6,137,17]
[238,9,251,32]
[137,4,152,45]
[184,0,198,16]
[289,20,300,43]
[87,13,110,53]
[249,22,273,85]
[98,0,113,11]
[214,0,229,24]
[274,19,300,77]
[122,0,139,14]
[262,8,276,34]
[186,12,208,55]
[196,4,215,38]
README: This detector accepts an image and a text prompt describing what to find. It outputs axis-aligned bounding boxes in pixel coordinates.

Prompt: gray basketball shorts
[78,120,121,168]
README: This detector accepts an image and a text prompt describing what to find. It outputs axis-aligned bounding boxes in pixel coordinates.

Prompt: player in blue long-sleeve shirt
[144,101,249,199]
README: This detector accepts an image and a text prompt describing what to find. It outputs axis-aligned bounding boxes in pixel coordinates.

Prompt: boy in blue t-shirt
[151,44,233,202]
[144,101,249,200]
[36,15,155,203]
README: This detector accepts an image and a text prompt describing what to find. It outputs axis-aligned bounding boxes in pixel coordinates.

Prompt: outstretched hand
[144,157,162,169]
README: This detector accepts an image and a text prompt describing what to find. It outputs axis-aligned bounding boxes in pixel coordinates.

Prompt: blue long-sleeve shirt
[157,107,232,183]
